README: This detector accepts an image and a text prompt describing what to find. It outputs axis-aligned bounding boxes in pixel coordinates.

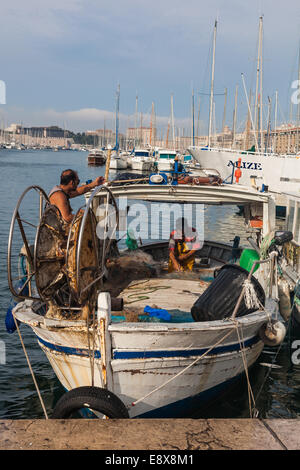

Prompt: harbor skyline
[0,1,300,136]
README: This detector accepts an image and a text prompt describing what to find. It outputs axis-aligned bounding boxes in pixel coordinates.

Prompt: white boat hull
[15,304,268,418]
[156,160,174,172]
[189,147,300,194]
[131,159,153,171]
[109,158,127,170]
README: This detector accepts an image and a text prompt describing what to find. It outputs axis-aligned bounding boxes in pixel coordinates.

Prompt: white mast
[241,73,259,153]
[170,93,175,150]
[254,16,263,152]
[208,20,217,148]
[135,93,138,148]
[297,44,300,152]
[273,90,278,153]
[232,84,238,148]
[221,87,227,147]
[259,19,264,153]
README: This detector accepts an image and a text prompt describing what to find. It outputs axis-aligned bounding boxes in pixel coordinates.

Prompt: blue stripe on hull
[36,334,260,360]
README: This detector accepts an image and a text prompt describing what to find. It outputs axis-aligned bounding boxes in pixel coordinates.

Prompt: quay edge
[0,418,299,450]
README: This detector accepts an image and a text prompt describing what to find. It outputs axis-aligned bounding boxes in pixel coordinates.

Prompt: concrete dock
[1,418,300,450]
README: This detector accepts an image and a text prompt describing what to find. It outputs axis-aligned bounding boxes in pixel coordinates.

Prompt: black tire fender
[51,386,129,419]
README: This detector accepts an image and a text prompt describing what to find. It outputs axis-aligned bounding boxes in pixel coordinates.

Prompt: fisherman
[48,169,104,224]
[168,217,202,272]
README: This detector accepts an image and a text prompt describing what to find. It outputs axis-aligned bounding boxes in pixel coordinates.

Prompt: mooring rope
[129,327,235,409]
[12,310,48,419]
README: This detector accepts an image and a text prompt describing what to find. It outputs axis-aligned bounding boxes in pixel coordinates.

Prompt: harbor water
[0,149,300,420]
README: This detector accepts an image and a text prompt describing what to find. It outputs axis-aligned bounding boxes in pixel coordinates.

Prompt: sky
[0,0,300,134]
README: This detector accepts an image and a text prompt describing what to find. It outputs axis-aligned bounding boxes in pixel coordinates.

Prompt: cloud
[1,104,196,135]
[0,0,299,128]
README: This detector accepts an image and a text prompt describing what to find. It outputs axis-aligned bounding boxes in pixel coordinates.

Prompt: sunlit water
[0,148,300,419]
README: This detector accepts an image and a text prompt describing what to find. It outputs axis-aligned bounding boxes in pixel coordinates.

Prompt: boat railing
[189,146,298,159]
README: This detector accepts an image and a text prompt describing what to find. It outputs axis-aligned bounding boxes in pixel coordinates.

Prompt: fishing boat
[87,149,106,166]
[7,178,291,419]
[130,148,154,171]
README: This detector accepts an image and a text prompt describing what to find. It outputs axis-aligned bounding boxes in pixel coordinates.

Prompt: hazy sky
[0,0,299,133]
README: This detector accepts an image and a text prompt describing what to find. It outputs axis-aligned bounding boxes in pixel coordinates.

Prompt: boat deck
[113,277,210,323]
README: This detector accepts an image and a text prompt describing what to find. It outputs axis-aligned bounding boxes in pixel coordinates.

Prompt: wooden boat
[87,149,106,166]
[7,181,289,419]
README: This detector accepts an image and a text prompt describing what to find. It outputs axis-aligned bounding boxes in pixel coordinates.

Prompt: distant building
[271,125,300,154]
[126,127,157,148]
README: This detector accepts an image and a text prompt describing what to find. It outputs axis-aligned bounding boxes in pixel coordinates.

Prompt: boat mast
[208,20,217,148]
[135,93,138,148]
[150,101,155,147]
[115,84,120,152]
[232,85,238,148]
[265,96,272,153]
[297,44,300,153]
[273,90,278,153]
[241,73,259,152]
[192,88,195,147]
[170,93,175,150]
[259,19,264,154]
[244,90,252,150]
[221,87,227,147]
[197,95,201,144]
[254,16,263,153]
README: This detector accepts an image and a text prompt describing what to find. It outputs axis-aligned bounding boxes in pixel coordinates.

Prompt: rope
[128,312,270,418]
[125,284,170,305]
[12,310,48,419]
[234,320,257,417]
[129,327,235,408]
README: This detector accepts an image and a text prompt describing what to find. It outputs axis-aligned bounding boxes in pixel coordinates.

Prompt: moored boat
[7,179,291,419]
[87,149,106,166]
[109,152,127,170]
[130,148,154,171]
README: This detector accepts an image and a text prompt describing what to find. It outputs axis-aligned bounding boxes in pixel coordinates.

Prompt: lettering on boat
[227,160,262,170]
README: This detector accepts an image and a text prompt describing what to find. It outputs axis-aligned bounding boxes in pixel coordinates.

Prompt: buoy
[259,320,286,346]
[234,158,242,183]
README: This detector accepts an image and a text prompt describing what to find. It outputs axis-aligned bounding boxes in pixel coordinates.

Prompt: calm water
[0,148,300,419]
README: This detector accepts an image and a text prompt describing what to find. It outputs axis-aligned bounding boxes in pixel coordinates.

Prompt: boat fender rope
[243,279,260,310]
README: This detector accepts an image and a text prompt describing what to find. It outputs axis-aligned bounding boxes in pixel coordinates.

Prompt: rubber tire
[51,386,129,419]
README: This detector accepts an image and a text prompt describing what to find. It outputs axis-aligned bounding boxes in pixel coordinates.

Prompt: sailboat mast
[297,44,300,152]
[254,16,263,152]
[192,88,195,147]
[135,93,138,148]
[221,87,227,147]
[150,102,154,147]
[259,20,264,153]
[170,93,175,150]
[273,90,278,153]
[115,84,120,152]
[232,85,238,148]
[208,20,217,148]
